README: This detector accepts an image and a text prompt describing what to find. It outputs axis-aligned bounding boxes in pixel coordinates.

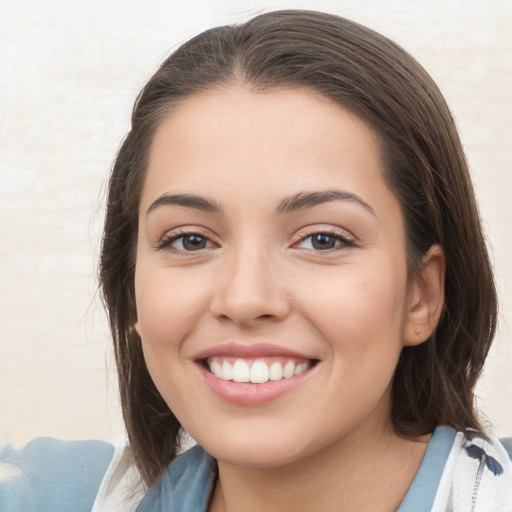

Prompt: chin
[194,429,315,469]
[211,445,298,469]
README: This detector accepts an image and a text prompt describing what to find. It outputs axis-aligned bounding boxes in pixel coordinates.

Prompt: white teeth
[210,360,222,378]
[283,361,295,379]
[269,361,283,381]
[221,361,233,381]
[250,361,269,384]
[232,359,250,382]
[208,358,312,383]
[294,361,310,375]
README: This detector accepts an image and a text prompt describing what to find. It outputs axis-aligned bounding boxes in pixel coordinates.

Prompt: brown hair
[100,10,497,487]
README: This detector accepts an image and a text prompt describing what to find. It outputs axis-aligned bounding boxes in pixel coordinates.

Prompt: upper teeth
[208,358,311,384]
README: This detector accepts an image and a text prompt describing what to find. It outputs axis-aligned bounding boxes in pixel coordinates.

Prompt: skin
[134,85,445,511]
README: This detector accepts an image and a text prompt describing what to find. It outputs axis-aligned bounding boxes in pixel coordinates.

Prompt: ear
[133,320,141,337]
[403,244,445,347]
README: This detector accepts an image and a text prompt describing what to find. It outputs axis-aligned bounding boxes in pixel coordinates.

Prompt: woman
[2,9,511,512]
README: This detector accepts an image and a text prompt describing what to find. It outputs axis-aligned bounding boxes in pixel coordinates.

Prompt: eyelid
[155,226,217,252]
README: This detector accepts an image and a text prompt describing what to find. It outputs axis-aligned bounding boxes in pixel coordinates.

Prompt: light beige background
[1,0,511,446]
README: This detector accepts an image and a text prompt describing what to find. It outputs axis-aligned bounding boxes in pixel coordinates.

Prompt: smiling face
[134,85,425,467]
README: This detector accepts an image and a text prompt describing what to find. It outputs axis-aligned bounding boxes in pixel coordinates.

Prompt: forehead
[141,85,397,221]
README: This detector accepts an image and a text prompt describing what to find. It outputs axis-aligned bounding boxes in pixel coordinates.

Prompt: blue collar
[135,445,217,512]
[397,426,456,511]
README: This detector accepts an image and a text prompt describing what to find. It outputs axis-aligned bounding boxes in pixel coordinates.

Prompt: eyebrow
[277,190,375,216]
[146,189,375,217]
[147,194,223,215]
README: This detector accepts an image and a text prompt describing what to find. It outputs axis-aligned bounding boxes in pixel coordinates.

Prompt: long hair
[100,10,497,486]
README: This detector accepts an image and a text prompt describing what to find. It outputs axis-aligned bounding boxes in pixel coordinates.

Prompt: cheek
[297,261,408,366]
[135,265,208,340]
[300,268,407,422]
[134,267,212,413]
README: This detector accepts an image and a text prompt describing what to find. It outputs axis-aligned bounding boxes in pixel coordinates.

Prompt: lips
[193,343,318,405]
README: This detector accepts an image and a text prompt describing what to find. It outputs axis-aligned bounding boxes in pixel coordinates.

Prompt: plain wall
[1,0,511,446]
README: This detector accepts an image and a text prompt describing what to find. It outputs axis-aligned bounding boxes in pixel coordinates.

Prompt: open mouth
[203,357,318,384]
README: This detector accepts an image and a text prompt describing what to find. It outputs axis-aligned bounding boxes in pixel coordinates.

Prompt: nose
[210,241,290,327]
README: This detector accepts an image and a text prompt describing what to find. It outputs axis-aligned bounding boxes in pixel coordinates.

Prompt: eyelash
[294,228,355,252]
[157,228,354,254]
[157,229,214,253]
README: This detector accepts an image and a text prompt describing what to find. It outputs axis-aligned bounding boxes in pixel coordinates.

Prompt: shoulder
[456,430,512,477]
[135,444,217,512]
[91,442,145,512]
[0,437,114,512]
[434,429,512,512]
[94,442,216,512]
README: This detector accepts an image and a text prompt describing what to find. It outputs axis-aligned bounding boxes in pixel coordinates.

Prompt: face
[134,85,418,468]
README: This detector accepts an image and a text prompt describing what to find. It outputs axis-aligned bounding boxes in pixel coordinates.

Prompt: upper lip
[193,342,318,361]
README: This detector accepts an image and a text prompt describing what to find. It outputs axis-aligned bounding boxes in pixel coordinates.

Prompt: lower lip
[196,363,314,406]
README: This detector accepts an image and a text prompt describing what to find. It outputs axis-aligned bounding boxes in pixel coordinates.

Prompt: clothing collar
[136,426,457,512]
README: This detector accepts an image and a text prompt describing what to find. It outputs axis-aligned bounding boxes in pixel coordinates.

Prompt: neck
[208,420,430,512]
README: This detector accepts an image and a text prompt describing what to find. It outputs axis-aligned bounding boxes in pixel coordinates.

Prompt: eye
[159,232,213,252]
[296,231,354,251]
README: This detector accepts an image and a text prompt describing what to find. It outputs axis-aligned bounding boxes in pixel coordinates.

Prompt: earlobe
[403,244,445,347]
[133,321,141,337]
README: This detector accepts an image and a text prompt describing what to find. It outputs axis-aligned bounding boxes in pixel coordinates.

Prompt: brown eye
[159,233,212,252]
[310,234,337,250]
[180,234,208,250]
[296,232,354,251]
